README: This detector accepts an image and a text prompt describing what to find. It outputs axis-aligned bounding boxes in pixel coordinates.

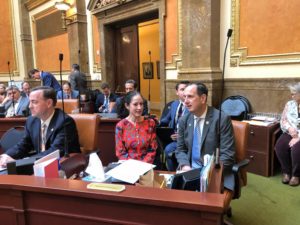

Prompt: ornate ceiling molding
[87,0,134,13]
[25,0,49,11]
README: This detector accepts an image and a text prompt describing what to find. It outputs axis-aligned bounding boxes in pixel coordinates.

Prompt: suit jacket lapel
[45,111,58,143]
[200,107,213,149]
[187,114,194,152]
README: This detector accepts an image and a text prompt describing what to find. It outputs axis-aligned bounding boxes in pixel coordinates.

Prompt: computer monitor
[170,168,201,191]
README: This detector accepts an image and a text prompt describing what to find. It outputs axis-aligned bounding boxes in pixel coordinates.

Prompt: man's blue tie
[192,118,202,168]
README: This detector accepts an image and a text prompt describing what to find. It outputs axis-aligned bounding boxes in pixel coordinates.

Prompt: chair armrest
[232,159,250,174]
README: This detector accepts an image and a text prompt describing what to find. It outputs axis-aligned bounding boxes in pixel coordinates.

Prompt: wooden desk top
[0,175,224,213]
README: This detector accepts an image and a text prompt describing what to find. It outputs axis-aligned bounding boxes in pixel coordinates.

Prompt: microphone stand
[215,29,233,169]
[148,51,151,102]
[7,61,16,117]
[59,53,69,158]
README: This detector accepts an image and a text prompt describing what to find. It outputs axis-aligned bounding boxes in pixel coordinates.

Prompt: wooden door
[115,25,139,93]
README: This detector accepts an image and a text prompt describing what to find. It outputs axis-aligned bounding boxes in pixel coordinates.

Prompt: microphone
[7,61,16,117]
[58,53,69,157]
[215,28,233,169]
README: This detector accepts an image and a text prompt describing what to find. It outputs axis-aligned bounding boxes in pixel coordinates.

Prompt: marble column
[66,0,89,75]
[178,0,221,106]
[19,0,34,78]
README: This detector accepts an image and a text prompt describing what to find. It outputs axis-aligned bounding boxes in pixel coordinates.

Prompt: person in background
[0,83,8,105]
[175,82,235,192]
[159,80,190,171]
[275,82,300,186]
[28,69,61,92]
[0,86,80,167]
[115,91,157,164]
[57,82,79,99]
[95,82,117,113]
[4,85,29,117]
[114,79,148,118]
[68,64,87,96]
[0,83,6,95]
[21,81,31,98]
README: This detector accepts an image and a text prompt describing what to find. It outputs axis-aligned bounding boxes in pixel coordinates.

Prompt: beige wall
[138,20,160,106]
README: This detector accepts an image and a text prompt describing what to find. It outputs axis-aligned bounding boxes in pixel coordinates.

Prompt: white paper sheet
[106,159,156,184]
[84,152,105,181]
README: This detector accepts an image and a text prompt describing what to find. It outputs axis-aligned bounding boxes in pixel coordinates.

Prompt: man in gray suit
[4,85,29,117]
[175,82,235,191]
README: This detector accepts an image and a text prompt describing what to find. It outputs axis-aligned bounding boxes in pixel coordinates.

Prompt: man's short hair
[125,79,137,89]
[72,64,80,71]
[188,82,208,96]
[175,80,190,90]
[28,69,39,78]
[100,82,110,90]
[31,86,57,106]
[6,85,20,92]
[63,81,71,88]
[21,81,30,88]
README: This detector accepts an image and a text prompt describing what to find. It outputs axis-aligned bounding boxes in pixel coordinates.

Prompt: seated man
[175,82,235,192]
[4,85,30,117]
[114,79,148,118]
[57,82,79,99]
[21,81,31,98]
[0,86,81,167]
[159,80,189,171]
[95,82,117,113]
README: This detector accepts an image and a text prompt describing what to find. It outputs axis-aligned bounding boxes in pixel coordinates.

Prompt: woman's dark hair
[124,91,143,105]
[31,86,57,106]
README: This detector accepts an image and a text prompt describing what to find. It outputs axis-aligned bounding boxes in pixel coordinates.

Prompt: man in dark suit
[28,69,61,92]
[175,82,235,191]
[21,81,31,98]
[4,85,30,117]
[114,79,148,118]
[159,80,189,170]
[0,86,80,167]
[95,82,117,113]
[57,82,79,99]
[68,64,87,96]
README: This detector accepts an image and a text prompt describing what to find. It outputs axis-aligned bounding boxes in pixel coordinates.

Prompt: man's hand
[180,165,192,172]
[0,154,15,167]
[170,133,178,141]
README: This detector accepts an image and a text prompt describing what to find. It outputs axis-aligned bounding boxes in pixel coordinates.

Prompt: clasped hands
[288,127,300,147]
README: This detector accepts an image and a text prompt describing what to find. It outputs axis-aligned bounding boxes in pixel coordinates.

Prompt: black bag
[221,95,251,121]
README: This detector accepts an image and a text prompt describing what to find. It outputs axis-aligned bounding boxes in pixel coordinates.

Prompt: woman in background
[115,91,157,164]
[275,83,300,186]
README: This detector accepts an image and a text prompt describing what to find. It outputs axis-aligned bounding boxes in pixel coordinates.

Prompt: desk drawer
[246,150,268,177]
[247,125,268,153]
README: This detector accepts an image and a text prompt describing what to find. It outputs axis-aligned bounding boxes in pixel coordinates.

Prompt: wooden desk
[0,175,224,225]
[246,122,280,176]
[0,117,120,165]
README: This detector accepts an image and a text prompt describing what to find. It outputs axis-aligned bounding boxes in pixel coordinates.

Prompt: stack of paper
[200,154,214,192]
[106,159,156,184]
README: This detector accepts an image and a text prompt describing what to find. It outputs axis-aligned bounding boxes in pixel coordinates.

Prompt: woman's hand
[170,132,178,141]
[288,127,298,138]
[289,137,300,147]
